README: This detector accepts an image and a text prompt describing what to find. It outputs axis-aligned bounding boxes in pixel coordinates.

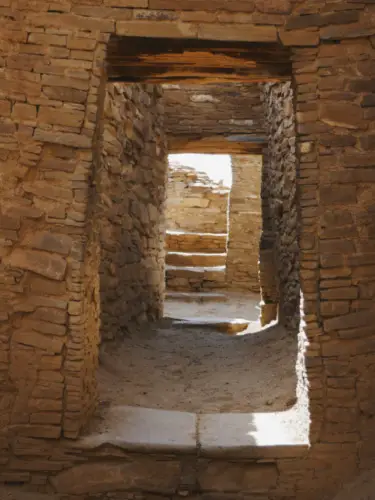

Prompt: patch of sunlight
[169,153,232,187]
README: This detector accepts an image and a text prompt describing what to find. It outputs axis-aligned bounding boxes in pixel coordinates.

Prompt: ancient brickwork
[163,83,265,154]
[97,83,167,341]
[166,162,229,234]
[260,82,299,329]
[226,155,262,292]
[1,1,375,498]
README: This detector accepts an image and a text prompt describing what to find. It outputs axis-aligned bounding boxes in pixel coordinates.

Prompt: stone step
[49,406,308,497]
[166,265,226,291]
[171,316,250,334]
[166,251,227,267]
[166,230,227,253]
[166,291,228,303]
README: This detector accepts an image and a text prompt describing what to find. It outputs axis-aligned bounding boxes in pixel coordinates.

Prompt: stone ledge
[76,406,309,460]
[79,406,197,454]
[199,412,309,459]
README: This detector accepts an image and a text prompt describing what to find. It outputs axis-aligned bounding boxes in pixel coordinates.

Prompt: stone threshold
[166,230,227,237]
[76,406,309,460]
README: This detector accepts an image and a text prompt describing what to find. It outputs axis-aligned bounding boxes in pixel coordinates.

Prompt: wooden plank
[106,35,292,83]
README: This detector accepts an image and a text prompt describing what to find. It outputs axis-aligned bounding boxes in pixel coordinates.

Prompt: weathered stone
[319,102,363,129]
[5,249,67,281]
[12,331,64,354]
[22,232,72,256]
[51,460,180,494]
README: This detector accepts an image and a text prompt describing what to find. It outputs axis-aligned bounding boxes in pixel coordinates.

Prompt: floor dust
[96,293,298,416]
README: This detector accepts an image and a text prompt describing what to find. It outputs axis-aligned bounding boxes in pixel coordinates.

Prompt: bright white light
[169,154,232,187]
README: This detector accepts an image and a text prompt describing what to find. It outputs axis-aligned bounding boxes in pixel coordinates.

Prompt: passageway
[96,292,297,419]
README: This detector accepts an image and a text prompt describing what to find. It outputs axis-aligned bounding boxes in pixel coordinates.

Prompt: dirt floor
[97,293,298,415]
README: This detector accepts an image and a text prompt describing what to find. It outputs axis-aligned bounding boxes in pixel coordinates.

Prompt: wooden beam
[168,136,265,155]
[106,36,292,84]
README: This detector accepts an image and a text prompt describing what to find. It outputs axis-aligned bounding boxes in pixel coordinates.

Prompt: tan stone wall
[2,2,375,498]
[166,163,229,234]
[163,83,264,154]
[260,82,299,330]
[97,83,167,341]
[226,155,262,292]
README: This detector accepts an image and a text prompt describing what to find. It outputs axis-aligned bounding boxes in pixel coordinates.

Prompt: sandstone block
[38,107,85,128]
[324,308,375,333]
[25,320,66,336]
[23,231,72,256]
[12,331,64,354]
[116,20,198,38]
[0,99,11,116]
[12,103,37,122]
[5,248,67,281]
[320,102,363,129]
[15,424,61,439]
[150,0,255,11]
[256,0,290,13]
[198,461,278,492]
[30,412,62,425]
[34,129,91,149]
[51,459,180,495]
[43,86,87,104]
[29,33,67,46]
[198,23,277,42]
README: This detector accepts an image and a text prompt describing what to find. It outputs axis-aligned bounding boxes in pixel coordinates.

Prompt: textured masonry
[166,162,229,234]
[1,1,375,498]
[226,155,262,292]
[260,82,299,329]
[97,83,167,341]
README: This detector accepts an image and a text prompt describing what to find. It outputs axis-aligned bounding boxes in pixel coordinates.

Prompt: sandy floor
[97,293,298,415]
[164,291,262,322]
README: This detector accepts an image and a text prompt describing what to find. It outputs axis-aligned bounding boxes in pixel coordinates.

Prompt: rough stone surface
[166,162,229,234]
[97,83,167,341]
[226,155,262,292]
[163,83,265,154]
[1,2,375,500]
[260,82,300,330]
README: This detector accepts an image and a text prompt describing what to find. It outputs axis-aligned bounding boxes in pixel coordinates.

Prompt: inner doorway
[93,34,301,429]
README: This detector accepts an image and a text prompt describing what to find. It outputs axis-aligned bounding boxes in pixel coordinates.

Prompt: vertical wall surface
[97,83,167,341]
[166,163,229,234]
[226,155,262,293]
[2,2,375,498]
[260,82,300,330]
[0,30,109,443]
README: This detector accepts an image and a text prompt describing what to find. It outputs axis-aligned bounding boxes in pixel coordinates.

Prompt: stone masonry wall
[260,82,299,330]
[166,162,229,234]
[97,83,167,342]
[226,155,262,292]
[163,83,264,154]
[3,2,375,498]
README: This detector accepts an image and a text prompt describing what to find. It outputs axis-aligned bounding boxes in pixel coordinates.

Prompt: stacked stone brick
[166,162,229,234]
[260,82,299,329]
[226,155,262,293]
[97,83,167,341]
[1,1,375,498]
[163,83,265,154]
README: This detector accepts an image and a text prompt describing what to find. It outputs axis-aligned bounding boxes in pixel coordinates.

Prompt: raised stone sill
[166,230,227,237]
[77,406,309,460]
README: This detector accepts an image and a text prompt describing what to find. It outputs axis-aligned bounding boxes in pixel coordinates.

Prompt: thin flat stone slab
[172,317,250,334]
[79,406,197,454]
[165,291,228,303]
[199,411,309,459]
[166,252,227,267]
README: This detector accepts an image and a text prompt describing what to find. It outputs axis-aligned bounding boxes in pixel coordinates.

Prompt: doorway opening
[90,34,304,437]
[164,152,262,335]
